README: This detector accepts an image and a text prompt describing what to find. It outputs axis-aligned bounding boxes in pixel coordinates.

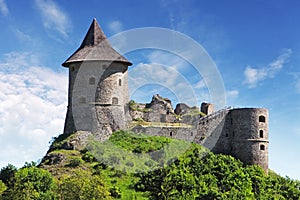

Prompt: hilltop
[0,130,299,199]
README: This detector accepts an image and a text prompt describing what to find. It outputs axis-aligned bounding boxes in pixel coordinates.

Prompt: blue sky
[0,0,300,179]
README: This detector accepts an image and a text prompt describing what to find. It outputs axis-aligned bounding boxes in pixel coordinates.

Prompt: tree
[57,170,111,200]
[0,180,7,196]
[0,164,17,187]
[5,166,56,200]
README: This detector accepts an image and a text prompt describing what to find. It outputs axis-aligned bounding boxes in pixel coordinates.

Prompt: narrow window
[225,133,229,137]
[260,144,265,150]
[89,77,95,85]
[79,96,86,104]
[119,79,122,86]
[259,115,266,123]
[191,132,193,136]
[170,132,173,137]
[112,97,118,105]
[259,130,264,138]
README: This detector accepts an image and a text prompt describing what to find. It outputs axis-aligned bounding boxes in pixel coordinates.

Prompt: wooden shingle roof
[62,18,132,67]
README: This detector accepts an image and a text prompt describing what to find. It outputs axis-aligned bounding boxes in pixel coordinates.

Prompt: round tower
[62,19,132,139]
[229,108,269,172]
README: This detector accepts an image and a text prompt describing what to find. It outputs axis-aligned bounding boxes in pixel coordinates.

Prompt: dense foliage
[136,146,300,199]
[0,130,299,199]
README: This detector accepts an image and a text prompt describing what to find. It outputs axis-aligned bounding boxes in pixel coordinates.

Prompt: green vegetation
[1,166,56,200]
[109,130,171,153]
[1,130,300,199]
[129,100,152,112]
[182,109,206,117]
[87,130,192,173]
[0,181,6,196]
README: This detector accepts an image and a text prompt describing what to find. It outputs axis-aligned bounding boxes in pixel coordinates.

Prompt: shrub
[68,158,82,167]
[109,186,121,198]
[126,161,134,167]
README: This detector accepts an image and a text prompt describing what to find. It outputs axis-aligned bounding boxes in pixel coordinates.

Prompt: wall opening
[191,132,193,136]
[225,133,229,137]
[259,115,266,123]
[259,130,264,138]
[119,79,122,86]
[79,96,86,104]
[260,144,265,150]
[89,77,95,85]
[170,132,173,137]
[112,97,118,105]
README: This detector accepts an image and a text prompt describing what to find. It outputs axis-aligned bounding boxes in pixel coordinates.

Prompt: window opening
[89,77,95,85]
[260,145,265,150]
[259,130,264,138]
[112,97,118,105]
[79,96,86,104]
[259,115,266,123]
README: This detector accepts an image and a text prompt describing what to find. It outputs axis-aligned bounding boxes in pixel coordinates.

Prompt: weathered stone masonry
[61,18,269,171]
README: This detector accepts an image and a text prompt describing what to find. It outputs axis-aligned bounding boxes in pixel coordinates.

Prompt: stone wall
[132,107,269,171]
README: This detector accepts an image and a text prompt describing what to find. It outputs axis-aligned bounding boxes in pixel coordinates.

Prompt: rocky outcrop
[174,103,199,115]
[129,94,177,123]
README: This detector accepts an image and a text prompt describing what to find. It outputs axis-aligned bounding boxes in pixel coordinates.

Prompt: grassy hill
[1,130,300,199]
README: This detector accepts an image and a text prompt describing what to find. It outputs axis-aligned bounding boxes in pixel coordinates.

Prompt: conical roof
[62,18,132,67]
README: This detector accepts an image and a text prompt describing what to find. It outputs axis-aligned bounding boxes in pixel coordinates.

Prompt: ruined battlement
[127,95,269,171]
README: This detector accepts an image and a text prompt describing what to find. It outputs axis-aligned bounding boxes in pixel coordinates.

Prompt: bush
[5,167,56,199]
[82,151,97,163]
[109,186,121,198]
[0,180,7,195]
[68,158,82,167]
[126,161,134,167]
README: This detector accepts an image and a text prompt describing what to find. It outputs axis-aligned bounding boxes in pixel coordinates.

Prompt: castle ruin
[62,19,269,171]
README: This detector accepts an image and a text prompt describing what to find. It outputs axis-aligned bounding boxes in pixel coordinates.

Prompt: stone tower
[62,19,132,140]
[212,108,269,171]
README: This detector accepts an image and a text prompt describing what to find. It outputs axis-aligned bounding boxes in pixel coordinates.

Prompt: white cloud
[108,20,123,34]
[35,0,71,37]
[244,49,292,88]
[226,90,239,99]
[0,0,9,16]
[0,52,68,168]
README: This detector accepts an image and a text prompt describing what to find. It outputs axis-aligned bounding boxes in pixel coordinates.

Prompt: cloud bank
[0,52,67,167]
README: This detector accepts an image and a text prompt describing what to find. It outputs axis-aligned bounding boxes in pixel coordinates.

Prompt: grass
[41,130,207,199]
[128,100,152,113]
